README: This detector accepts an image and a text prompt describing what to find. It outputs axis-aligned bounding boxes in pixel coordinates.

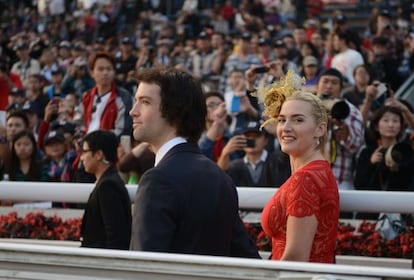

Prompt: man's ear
[95,149,105,161]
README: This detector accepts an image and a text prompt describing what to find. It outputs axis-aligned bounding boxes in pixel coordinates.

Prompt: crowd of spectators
[0,0,414,210]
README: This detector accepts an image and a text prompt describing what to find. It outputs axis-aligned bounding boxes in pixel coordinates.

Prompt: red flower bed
[0,212,413,259]
[245,221,414,259]
[0,211,81,241]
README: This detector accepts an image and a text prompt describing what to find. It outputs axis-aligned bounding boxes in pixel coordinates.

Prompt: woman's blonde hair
[255,70,328,155]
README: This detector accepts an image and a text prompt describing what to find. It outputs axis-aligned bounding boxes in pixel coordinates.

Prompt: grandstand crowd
[0,0,414,209]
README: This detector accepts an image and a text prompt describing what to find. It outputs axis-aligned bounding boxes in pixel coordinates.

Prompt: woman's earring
[316,139,320,146]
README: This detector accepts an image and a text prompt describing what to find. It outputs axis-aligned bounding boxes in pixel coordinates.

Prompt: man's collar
[155,137,187,166]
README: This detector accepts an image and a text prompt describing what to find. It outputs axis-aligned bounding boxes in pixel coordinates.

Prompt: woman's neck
[290,149,325,173]
[19,159,31,174]
[379,137,397,149]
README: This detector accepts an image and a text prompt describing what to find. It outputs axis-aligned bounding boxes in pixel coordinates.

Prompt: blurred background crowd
[0,0,414,213]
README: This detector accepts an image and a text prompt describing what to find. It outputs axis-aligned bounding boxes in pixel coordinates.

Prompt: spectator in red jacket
[80,52,133,137]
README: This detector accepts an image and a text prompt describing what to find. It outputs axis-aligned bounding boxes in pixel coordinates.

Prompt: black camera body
[246,138,255,148]
[383,142,413,166]
[320,96,350,121]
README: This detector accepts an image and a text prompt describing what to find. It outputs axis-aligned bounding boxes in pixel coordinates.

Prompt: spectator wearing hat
[301,55,321,93]
[154,38,171,67]
[57,41,73,71]
[281,34,301,63]
[331,31,364,85]
[26,73,49,120]
[5,104,23,119]
[223,120,291,187]
[220,32,262,93]
[368,36,402,91]
[257,37,275,65]
[186,31,217,87]
[10,42,41,89]
[7,88,26,110]
[39,48,59,82]
[114,37,137,88]
[61,56,95,98]
[50,120,76,148]
[45,67,66,99]
[332,14,362,54]
[71,42,86,59]
[375,8,404,62]
[42,129,75,183]
[297,42,320,73]
[21,100,41,141]
[272,40,299,75]
[316,68,364,191]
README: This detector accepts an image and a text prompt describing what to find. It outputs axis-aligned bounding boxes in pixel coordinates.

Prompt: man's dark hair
[7,111,29,128]
[83,130,119,164]
[137,68,206,143]
[318,68,344,89]
[88,51,116,71]
[334,31,350,45]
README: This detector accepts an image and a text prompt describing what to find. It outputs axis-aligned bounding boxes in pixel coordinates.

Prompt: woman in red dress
[258,70,339,263]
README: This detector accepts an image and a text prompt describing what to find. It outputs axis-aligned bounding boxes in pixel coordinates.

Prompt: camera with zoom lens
[320,95,350,121]
[382,142,413,167]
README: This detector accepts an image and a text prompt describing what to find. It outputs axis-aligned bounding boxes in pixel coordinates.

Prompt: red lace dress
[261,160,339,263]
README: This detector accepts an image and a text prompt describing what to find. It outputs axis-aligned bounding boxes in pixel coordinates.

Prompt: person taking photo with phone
[224,68,260,135]
[223,120,290,188]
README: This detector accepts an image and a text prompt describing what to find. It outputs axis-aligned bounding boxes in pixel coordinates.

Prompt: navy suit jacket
[130,143,260,258]
[81,166,132,249]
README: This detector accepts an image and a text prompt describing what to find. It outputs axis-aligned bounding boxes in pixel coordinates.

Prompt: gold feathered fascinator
[253,69,303,126]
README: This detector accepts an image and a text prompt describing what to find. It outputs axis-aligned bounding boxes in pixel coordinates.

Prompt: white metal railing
[0,242,412,279]
[0,182,413,279]
[0,181,413,212]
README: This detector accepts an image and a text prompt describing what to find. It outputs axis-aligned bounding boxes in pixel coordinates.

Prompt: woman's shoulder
[293,160,337,189]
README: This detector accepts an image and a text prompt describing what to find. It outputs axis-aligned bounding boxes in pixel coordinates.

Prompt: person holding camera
[61,56,95,98]
[354,106,414,192]
[316,68,364,190]
[223,120,291,188]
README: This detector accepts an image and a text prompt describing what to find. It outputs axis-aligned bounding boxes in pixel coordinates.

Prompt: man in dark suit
[129,68,260,258]
[80,130,131,250]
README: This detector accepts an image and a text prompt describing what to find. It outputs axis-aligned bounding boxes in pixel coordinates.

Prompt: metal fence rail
[0,181,413,212]
[0,242,412,280]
